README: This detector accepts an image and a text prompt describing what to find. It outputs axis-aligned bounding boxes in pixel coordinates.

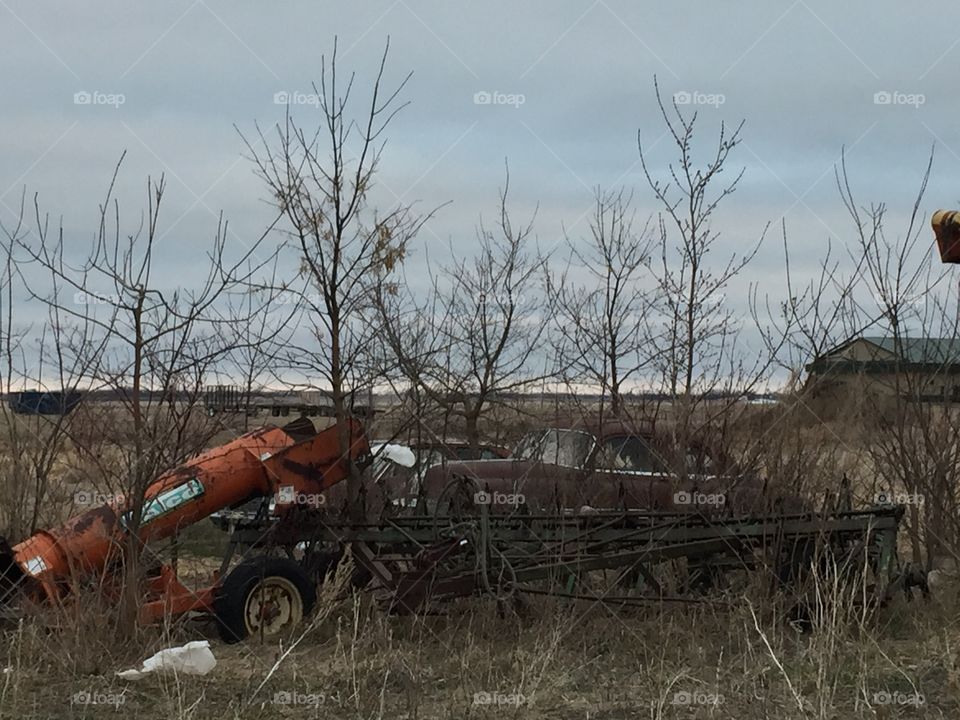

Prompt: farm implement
[0,413,921,642]
[0,418,370,641]
[219,499,917,621]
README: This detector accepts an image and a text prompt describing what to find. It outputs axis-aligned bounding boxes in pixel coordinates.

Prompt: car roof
[370,438,505,450]
[524,417,657,439]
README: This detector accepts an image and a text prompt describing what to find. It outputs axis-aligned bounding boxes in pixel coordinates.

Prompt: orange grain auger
[0,418,370,641]
[933,210,960,263]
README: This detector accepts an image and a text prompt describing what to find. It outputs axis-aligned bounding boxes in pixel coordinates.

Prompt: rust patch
[67,505,118,536]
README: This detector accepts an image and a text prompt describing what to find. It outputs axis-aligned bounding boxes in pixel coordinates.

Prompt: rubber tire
[215,556,317,643]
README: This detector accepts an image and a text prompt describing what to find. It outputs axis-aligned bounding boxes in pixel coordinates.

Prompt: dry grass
[0,565,957,719]
[1,401,958,719]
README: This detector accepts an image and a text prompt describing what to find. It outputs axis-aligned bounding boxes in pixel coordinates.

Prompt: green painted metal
[223,505,907,609]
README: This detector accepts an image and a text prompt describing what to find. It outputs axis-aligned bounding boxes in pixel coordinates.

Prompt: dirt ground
[2,576,957,720]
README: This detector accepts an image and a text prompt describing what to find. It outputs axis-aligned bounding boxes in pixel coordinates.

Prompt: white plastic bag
[117,640,216,680]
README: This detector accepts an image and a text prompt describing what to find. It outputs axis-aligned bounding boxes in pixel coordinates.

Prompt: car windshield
[685,449,717,475]
[513,429,595,468]
[601,435,666,472]
[416,447,446,470]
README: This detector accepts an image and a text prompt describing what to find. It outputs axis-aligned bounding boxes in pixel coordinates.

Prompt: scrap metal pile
[0,380,937,641]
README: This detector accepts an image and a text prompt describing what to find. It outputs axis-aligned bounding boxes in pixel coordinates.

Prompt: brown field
[3,576,957,719]
[0,399,957,719]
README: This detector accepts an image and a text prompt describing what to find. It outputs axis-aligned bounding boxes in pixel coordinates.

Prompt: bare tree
[243,39,427,517]
[758,146,960,573]
[638,79,769,471]
[378,171,553,450]
[759,221,866,392]
[833,149,960,570]
[18,156,277,634]
[0,192,106,541]
[219,261,302,430]
[551,187,653,417]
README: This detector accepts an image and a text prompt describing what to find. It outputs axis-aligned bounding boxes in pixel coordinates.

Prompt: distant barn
[805,336,960,402]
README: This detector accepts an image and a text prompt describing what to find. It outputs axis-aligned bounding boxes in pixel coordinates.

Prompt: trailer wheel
[215,556,316,643]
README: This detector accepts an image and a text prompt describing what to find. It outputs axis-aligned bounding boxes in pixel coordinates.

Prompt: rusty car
[416,419,800,516]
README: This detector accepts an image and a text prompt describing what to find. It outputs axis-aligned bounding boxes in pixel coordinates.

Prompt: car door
[512,429,596,511]
[591,434,673,510]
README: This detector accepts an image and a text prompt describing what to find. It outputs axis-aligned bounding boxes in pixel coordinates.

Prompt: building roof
[806,335,960,375]
[859,336,960,364]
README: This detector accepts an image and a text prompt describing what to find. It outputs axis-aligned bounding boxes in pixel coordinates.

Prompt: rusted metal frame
[614,556,663,595]
[215,508,902,604]
[417,536,739,605]
[871,518,901,600]
[551,518,691,557]
[383,516,434,550]
[214,508,900,552]
[381,537,473,613]
[612,516,897,553]
[404,514,897,605]
[513,585,734,607]
[533,511,657,550]
[351,540,396,590]
[399,510,897,546]
[219,533,240,577]
[243,513,899,568]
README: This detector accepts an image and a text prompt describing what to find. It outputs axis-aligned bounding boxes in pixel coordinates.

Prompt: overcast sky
[1,0,956,348]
